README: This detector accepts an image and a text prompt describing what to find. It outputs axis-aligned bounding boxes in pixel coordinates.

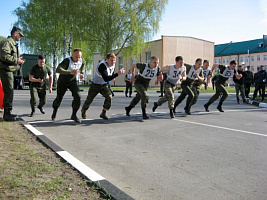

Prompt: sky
[0,0,266,52]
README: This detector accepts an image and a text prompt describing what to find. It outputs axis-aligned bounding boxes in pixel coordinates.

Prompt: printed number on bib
[145,69,155,78]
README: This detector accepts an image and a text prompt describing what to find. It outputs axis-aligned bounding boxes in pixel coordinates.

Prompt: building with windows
[93,36,214,87]
[214,36,267,73]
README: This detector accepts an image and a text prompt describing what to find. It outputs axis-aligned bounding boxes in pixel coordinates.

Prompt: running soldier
[190,60,211,109]
[81,53,125,120]
[51,48,85,123]
[29,55,53,117]
[204,60,242,112]
[173,58,204,115]
[125,56,162,119]
[152,56,186,118]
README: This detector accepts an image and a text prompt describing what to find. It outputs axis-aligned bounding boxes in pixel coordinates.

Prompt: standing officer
[152,56,186,118]
[204,60,242,112]
[253,66,267,102]
[51,48,85,123]
[81,53,125,120]
[124,69,133,97]
[29,55,53,117]
[173,58,204,115]
[233,65,246,104]
[0,26,25,121]
[125,56,162,120]
[243,66,254,98]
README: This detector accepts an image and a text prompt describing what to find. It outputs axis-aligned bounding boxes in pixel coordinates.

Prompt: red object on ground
[0,80,4,110]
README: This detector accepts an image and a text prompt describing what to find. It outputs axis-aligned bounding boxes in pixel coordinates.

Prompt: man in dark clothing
[233,65,246,104]
[243,66,254,98]
[81,53,125,120]
[0,26,25,121]
[173,58,204,115]
[29,55,52,117]
[51,48,85,123]
[253,66,267,101]
[204,60,242,112]
[124,70,133,97]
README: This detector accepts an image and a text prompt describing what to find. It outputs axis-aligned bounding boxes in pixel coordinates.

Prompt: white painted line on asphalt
[173,118,267,137]
[57,151,105,182]
[24,124,44,136]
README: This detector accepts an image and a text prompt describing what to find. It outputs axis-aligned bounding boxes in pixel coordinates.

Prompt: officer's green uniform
[52,57,85,111]
[30,64,52,110]
[174,64,203,112]
[0,36,20,111]
[129,63,161,109]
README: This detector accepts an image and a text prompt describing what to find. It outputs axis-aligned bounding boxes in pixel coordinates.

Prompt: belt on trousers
[166,80,176,87]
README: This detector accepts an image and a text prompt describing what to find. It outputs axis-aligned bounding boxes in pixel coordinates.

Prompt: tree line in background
[13,0,168,84]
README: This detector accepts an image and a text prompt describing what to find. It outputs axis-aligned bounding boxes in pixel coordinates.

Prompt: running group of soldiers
[1,26,252,122]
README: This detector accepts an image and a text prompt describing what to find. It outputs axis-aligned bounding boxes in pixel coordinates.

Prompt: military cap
[11,26,24,37]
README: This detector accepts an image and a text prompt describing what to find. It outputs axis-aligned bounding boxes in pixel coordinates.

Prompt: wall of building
[215,52,267,73]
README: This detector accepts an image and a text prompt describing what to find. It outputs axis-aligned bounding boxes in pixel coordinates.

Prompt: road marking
[173,118,267,137]
[24,124,44,135]
[57,151,105,182]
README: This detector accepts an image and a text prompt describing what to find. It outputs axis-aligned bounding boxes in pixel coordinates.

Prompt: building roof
[215,37,267,57]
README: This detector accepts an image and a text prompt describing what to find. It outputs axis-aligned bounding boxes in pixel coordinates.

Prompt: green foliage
[13,0,168,63]
[0,36,5,42]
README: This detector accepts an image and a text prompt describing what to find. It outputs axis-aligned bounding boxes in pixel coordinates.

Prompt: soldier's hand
[70,69,78,75]
[49,87,52,93]
[118,68,125,75]
[130,76,135,83]
[38,78,43,83]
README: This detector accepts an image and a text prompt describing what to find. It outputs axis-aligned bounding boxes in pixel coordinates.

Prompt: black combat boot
[217,101,224,112]
[170,109,175,118]
[37,105,45,114]
[100,109,108,120]
[81,109,87,119]
[71,109,81,123]
[51,108,57,121]
[152,102,158,112]
[184,106,191,115]
[125,106,133,116]
[29,108,35,117]
[3,108,17,121]
[204,101,211,112]
[173,102,179,113]
[142,108,149,120]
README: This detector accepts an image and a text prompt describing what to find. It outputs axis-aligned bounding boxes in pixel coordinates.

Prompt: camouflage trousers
[82,83,112,111]
[209,83,228,104]
[157,81,176,109]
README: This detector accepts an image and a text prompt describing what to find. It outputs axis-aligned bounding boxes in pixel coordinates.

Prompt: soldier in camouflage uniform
[173,58,204,115]
[29,55,53,117]
[204,60,242,112]
[125,56,162,119]
[190,60,211,109]
[51,48,85,123]
[152,56,186,118]
[0,26,25,121]
[81,53,125,120]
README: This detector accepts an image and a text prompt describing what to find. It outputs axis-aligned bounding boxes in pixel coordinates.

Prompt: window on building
[119,57,123,69]
[146,51,151,62]
[132,56,136,64]
[257,55,260,61]
[218,59,221,64]
[231,57,234,61]
[251,66,254,72]
[215,59,217,64]
[226,58,229,64]
[240,57,243,63]
[264,55,267,61]
[223,58,225,64]
[251,56,254,62]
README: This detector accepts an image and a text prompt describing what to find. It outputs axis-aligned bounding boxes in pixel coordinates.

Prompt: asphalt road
[12,89,267,200]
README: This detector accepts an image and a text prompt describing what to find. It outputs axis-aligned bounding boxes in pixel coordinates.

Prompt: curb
[246,98,267,108]
[19,119,134,200]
